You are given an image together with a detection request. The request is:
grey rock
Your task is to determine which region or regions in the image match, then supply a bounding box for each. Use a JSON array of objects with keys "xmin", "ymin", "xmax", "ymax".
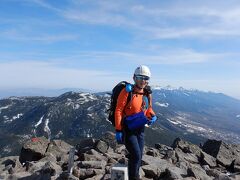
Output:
[
  {"xmin": 142, "ymin": 154, "xmax": 176, "ymax": 177},
  {"xmin": 155, "ymin": 143, "xmax": 173, "ymax": 156},
  {"xmin": 78, "ymin": 160, "xmax": 107, "ymax": 169},
  {"xmin": 45, "ymin": 140, "xmax": 73, "ymax": 162},
  {"xmin": 19, "ymin": 136, "xmax": 49, "ymax": 163},
  {"xmin": 85, "ymin": 174, "xmax": 104, "ymax": 180},
  {"xmin": 107, "ymin": 157, "xmax": 118, "ymax": 165},
  {"xmin": 0, "ymin": 156, "xmax": 22, "ymax": 173},
  {"xmin": 163, "ymin": 149, "xmax": 178, "ymax": 164},
  {"xmin": 72, "ymin": 167, "xmax": 104, "ymax": 179},
  {"xmin": 206, "ymin": 168, "xmax": 222, "ymax": 178},
  {"xmin": 102, "ymin": 173, "xmax": 111, "ymax": 180},
  {"xmin": 234, "ymin": 165, "xmax": 240, "ymax": 172},
  {"xmin": 95, "ymin": 140, "xmax": 109, "ymax": 154},
  {"xmin": 40, "ymin": 161, "xmax": 62, "ymax": 177},
  {"xmin": 175, "ymin": 147, "xmax": 199, "ymax": 164},
  {"xmin": 25, "ymin": 161, "xmax": 46, "ymax": 173},
  {"xmin": 139, "ymin": 167, "xmax": 145, "ymax": 179},
  {"xmin": 76, "ymin": 138, "xmax": 96, "ymax": 154},
  {"xmin": 172, "ymin": 138, "xmax": 202, "ymax": 158},
  {"xmin": 200, "ymin": 151, "xmax": 217, "ymax": 168},
  {"xmin": 214, "ymin": 173, "xmax": 232, "ymax": 180},
  {"xmin": 141, "ymin": 164, "xmax": 161, "ymax": 178},
  {"xmin": 57, "ymin": 171, "xmax": 79, "ymax": 180},
  {"xmin": 187, "ymin": 164, "xmax": 212, "ymax": 180},
  {"xmin": 80, "ymin": 153, "xmax": 108, "ymax": 162},
  {"xmin": 104, "ymin": 151, "xmax": 124, "ymax": 161},
  {"xmin": 115, "ymin": 144, "xmax": 127, "ymax": 154},
  {"xmin": 145, "ymin": 147, "xmax": 160, "ymax": 157},
  {"xmin": 101, "ymin": 131, "xmax": 117, "ymax": 149},
  {"xmin": 163, "ymin": 166, "xmax": 188, "ymax": 179},
  {"xmin": 176, "ymin": 160, "xmax": 190, "ymax": 172},
  {"xmin": 202, "ymin": 139, "xmax": 240, "ymax": 168},
  {"xmin": 4, "ymin": 171, "xmax": 32, "ymax": 179}
]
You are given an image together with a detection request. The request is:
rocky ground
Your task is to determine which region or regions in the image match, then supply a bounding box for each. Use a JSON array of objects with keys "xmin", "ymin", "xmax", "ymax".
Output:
[{"xmin": 0, "ymin": 132, "xmax": 240, "ymax": 180}]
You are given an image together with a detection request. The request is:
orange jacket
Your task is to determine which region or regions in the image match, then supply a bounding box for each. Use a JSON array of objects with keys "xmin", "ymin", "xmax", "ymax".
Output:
[{"xmin": 115, "ymin": 86, "xmax": 155, "ymax": 131}]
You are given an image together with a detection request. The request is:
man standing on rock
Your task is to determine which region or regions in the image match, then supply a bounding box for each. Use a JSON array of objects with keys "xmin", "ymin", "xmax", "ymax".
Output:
[{"xmin": 115, "ymin": 65, "xmax": 157, "ymax": 180}]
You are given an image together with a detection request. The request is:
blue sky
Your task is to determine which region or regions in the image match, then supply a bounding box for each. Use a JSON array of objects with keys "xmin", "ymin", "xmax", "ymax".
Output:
[{"xmin": 0, "ymin": 0, "xmax": 240, "ymax": 99}]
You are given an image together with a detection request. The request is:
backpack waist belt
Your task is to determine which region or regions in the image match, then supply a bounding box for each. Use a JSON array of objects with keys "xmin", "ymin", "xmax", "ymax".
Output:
[{"xmin": 124, "ymin": 111, "xmax": 148, "ymax": 130}]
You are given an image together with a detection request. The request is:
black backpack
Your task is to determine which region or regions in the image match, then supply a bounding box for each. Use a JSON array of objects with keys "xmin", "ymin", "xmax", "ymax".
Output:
[
  {"xmin": 107, "ymin": 81, "xmax": 132, "ymax": 127},
  {"xmin": 107, "ymin": 81, "xmax": 152, "ymax": 127}
]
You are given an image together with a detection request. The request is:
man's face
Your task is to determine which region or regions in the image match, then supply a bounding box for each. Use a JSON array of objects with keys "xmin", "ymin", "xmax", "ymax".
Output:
[{"xmin": 133, "ymin": 75, "xmax": 149, "ymax": 89}]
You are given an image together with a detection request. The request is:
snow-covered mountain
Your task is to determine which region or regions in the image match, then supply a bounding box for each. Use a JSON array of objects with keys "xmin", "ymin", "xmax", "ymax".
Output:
[{"xmin": 0, "ymin": 87, "xmax": 240, "ymax": 157}]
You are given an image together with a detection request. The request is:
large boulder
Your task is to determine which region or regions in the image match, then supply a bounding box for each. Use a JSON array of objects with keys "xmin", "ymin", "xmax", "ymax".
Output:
[
  {"xmin": 142, "ymin": 164, "xmax": 160, "ymax": 179},
  {"xmin": 72, "ymin": 167, "xmax": 104, "ymax": 179},
  {"xmin": 76, "ymin": 138, "xmax": 97, "ymax": 154},
  {"xmin": 155, "ymin": 143, "xmax": 173, "ymax": 156},
  {"xmin": 46, "ymin": 140, "xmax": 73, "ymax": 155},
  {"xmin": 79, "ymin": 153, "xmax": 108, "ymax": 162},
  {"xmin": 163, "ymin": 166, "xmax": 188, "ymax": 179},
  {"xmin": 95, "ymin": 140, "xmax": 109, "ymax": 154},
  {"xmin": 19, "ymin": 137, "xmax": 49, "ymax": 163},
  {"xmin": 202, "ymin": 139, "xmax": 240, "ymax": 168},
  {"xmin": 78, "ymin": 160, "xmax": 107, "ymax": 169},
  {"xmin": 172, "ymin": 137, "xmax": 202, "ymax": 158},
  {"xmin": 187, "ymin": 164, "xmax": 212, "ymax": 180},
  {"xmin": 0, "ymin": 156, "xmax": 22, "ymax": 171},
  {"xmin": 142, "ymin": 154, "xmax": 176, "ymax": 178},
  {"xmin": 175, "ymin": 147, "xmax": 199, "ymax": 164},
  {"xmin": 101, "ymin": 131, "xmax": 117, "ymax": 149},
  {"xmin": 199, "ymin": 151, "xmax": 217, "ymax": 168},
  {"xmin": 145, "ymin": 147, "xmax": 160, "ymax": 157}
]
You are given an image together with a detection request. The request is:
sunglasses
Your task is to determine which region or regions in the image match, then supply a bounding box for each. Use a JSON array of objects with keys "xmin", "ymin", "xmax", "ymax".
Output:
[{"xmin": 135, "ymin": 75, "xmax": 150, "ymax": 81}]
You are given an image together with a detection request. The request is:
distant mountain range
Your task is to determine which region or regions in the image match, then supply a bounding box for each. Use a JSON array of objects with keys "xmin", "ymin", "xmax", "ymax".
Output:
[
  {"xmin": 0, "ymin": 86, "xmax": 240, "ymax": 157},
  {"xmin": 0, "ymin": 88, "xmax": 95, "ymax": 99}
]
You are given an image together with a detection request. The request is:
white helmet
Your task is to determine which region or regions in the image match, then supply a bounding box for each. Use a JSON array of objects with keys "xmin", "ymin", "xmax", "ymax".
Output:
[{"xmin": 134, "ymin": 65, "xmax": 151, "ymax": 78}]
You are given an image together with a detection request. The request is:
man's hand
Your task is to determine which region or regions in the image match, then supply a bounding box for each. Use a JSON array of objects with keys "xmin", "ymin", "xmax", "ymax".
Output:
[
  {"xmin": 148, "ymin": 115, "xmax": 157, "ymax": 125},
  {"xmin": 115, "ymin": 131, "xmax": 123, "ymax": 144}
]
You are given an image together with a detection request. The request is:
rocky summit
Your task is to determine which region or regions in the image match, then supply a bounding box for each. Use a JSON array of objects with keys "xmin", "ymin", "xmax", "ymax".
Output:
[{"xmin": 0, "ymin": 132, "xmax": 240, "ymax": 180}]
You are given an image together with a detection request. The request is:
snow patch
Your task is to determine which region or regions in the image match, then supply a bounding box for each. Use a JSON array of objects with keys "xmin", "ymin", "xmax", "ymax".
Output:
[
  {"xmin": 12, "ymin": 113, "xmax": 23, "ymax": 120},
  {"xmin": 74, "ymin": 104, "xmax": 80, "ymax": 110},
  {"xmin": 187, "ymin": 129, "xmax": 195, "ymax": 133},
  {"xmin": 35, "ymin": 115, "xmax": 44, "ymax": 128},
  {"xmin": 168, "ymin": 119, "xmax": 179, "ymax": 125},
  {"xmin": 0, "ymin": 105, "xmax": 12, "ymax": 113},
  {"xmin": 103, "ymin": 93, "xmax": 111, "ymax": 97},
  {"xmin": 55, "ymin": 131, "xmax": 63, "ymax": 138},
  {"xmin": 155, "ymin": 102, "xmax": 169, "ymax": 107},
  {"xmin": 87, "ymin": 113, "xmax": 94, "ymax": 118},
  {"xmin": 44, "ymin": 118, "xmax": 51, "ymax": 140},
  {"xmin": 183, "ymin": 92, "xmax": 190, "ymax": 96}
]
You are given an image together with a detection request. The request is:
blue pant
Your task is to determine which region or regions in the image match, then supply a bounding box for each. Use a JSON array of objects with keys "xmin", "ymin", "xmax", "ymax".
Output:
[{"xmin": 123, "ymin": 126, "xmax": 145, "ymax": 180}]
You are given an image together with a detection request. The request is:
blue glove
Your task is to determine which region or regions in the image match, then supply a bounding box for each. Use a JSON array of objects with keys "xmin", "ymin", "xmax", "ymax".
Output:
[
  {"xmin": 115, "ymin": 131, "xmax": 123, "ymax": 144},
  {"xmin": 148, "ymin": 115, "xmax": 157, "ymax": 125}
]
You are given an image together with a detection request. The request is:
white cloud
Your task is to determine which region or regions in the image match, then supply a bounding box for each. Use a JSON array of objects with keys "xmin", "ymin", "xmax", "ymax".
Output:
[
  {"xmin": 0, "ymin": 61, "xmax": 123, "ymax": 91},
  {"xmin": 59, "ymin": 0, "xmax": 240, "ymax": 39},
  {"xmin": 55, "ymin": 49, "xmax": 231, "ymax": 65},
  {"xmin": 5, "ymin": 0, "xmax": 240, "ymax": 40}
]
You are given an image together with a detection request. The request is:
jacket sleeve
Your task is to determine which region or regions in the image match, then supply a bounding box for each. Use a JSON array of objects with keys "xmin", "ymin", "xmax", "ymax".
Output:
[
  {"xmin": 145, "ymin": 94, "xmax": 156, "ymax": 119},
  {"xmin": 115, "ymin": 88, "xmax": 128, "ymax": 131}
]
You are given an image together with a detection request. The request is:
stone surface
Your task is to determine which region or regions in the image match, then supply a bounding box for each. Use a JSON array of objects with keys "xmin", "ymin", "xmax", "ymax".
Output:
[
  {"xmin": 202, "ymin": 139, "xmax": 240, "ymax": 168},
  {"xmin": 1, "ymin": 136, "xmax": 239, "ymax": 180},
  {"xmin": 19, "ymin": 136, "xmax": 49, "ymax": 163},
  {"xmin": 95, "ymin": 140, "xmax": 109, "ymax": 154}
]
